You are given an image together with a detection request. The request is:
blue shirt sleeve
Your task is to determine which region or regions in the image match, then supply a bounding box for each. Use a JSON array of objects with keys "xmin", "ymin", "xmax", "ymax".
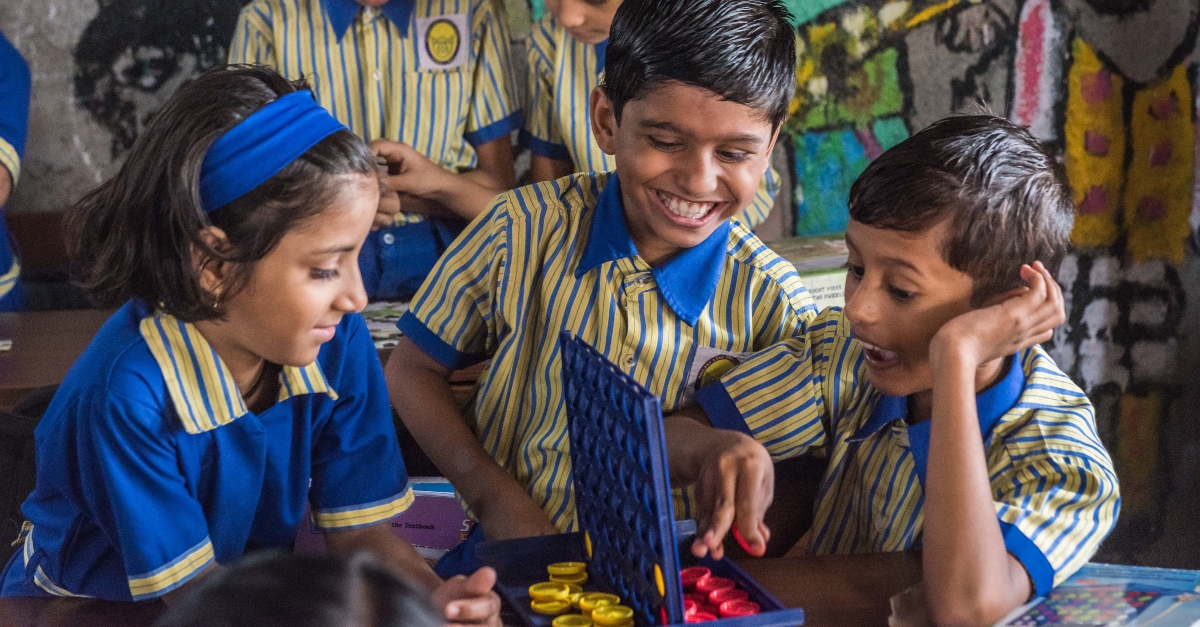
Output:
[
  {"xmin": 0, "ymin": 30, "xmax": 31, "ymax": 186},
  {"xmin": 308, "ymin": 314, "xmax": 413, "ymax": 530},
  {"xmin": 74, "ymin": 389, "xmax": 216, "ymax": 600}
]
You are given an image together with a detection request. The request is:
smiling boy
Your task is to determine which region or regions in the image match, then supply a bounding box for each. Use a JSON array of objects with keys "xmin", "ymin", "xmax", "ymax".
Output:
[
  {"xmin": 386, "ymin": 0, "xmax": 815, "ymax": 575},
  {"xmin": 522, "ymin": 0, "xmax": 780, "ymax": 230},
  {"xmin": 667, "ymin": 116, "xmax": 1120, "ymax": 626}
]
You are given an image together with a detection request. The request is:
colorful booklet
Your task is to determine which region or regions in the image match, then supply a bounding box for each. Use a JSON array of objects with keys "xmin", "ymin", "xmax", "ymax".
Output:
[
  {"xmin": 996, "ymin": 563, "xmax": 1200, "ymax": 626},
  {"xmin": 361, "ymin": 300, "xmax": 408, "ymax": 349}
]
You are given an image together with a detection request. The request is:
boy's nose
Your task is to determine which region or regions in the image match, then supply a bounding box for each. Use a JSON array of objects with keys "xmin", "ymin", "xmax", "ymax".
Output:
[
  {"xmin": 556, "ymin": 1, "xmax": 587, "ymax": 28},
  {"xmin": 677, "ymin": 152, "xmax": 719, "ymax": 198},
  {"xmin": 842, "ymin": 285, "xmax": 876, "ymax": 327}
]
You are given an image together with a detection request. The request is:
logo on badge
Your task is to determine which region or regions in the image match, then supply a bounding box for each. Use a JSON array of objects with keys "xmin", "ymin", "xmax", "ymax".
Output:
[
  {"xmin": 425, "ymin": 18, "xmax": 460, "ymax": 65},
  {"xmin": 695, "ymin": 355, "xmax": 741, "ymax": 391}
]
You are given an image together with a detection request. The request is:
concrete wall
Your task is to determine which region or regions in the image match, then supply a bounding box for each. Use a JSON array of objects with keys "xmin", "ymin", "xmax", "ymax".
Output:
[{"xmin": 3, "ymin": 0, "xmax": 1200, "ymax": 564}]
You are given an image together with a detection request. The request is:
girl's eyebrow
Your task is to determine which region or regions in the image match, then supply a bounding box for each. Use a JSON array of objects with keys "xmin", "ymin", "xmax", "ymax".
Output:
[{"xmin": 312, "ymin": 244, "xmax": 356, "ymax": 255}]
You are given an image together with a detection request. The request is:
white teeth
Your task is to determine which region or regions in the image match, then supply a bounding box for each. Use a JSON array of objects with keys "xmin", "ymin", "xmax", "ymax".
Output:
[{"xmin": 658, "ymin": 191, "xmax": 715, "ymax": 220}]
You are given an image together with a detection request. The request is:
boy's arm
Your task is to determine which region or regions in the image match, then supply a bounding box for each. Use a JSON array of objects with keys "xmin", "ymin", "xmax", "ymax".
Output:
[
  {"xmin": 529, "ymin": 154, "xmax": 575, "ymax": 184},
  {"xmin": 922, "ymin": 262, "xmax": 1066, "ymax": 627},
  {"xmin": 386, "ymin": 339, "xmax": 557, "ymax": 540},
  {"xmin": 371, "ymin": 136, "xmax": 513, "ymax": 223}
]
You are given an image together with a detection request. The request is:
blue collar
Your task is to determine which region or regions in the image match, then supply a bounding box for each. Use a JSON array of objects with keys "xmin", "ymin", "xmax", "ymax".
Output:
[
  {"xmin": 575, "ymin": 172, "xmax": 731, "ymax": 326},
  {"xmin": 322, "ymin": 0, "xmax": 414, "ymax": 39},
  {"xmin": 851, "ymin": 351, "xmax": 1026, "ymax": 487}
]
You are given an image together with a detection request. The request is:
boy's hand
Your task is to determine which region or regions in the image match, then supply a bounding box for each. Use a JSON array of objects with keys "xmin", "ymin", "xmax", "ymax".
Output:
[
  {"xmin": 690, "ymin": 429, "xmax": 774, "ymax": 560},
  {"xmin": 930, "ymin": 261, "xmax": 1065, "ymax": 371},
  {"xmin": 371, "ymin": 138, "xmax": 450, "ymax": 201},
  {"xmin": 476, "ymin": 486, "xmax": 559, "ymax": 541},
  {"xmin": 432, "ymin": 566, "xmax": 502, "ymax": 627}
]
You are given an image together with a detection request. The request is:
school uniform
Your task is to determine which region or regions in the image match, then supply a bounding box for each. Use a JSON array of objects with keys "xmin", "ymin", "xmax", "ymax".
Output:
[
  {"xmin": 229, "ymin": 0, "xmax": 522, "ymax": 299},
  {"xmin": 0, "ymin": 31, "xmax": 30, "ymax": 311},
  {"xmin": 522, "ymin": 13, "xmax": 778, "ymax": 230},
  {"xmin": 400, "ymin": 171, "xmax": 816, "ymax": 546},
  {"xmin": 0, "ymin": 301, "xmax": 412, "ymax": 600},
  {"xmin": 697, "ymin": 308, "xmax": 1121, "ymax": 595}
]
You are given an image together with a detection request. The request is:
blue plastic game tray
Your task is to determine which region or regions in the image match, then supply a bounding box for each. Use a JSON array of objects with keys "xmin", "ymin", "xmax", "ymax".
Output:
[{"xmin": 474, "ymin": 333, "xmax": 805, "ymax": 627}]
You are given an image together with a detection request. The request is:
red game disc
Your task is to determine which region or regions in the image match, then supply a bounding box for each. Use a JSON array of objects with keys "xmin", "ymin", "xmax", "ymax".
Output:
[
  {"xmin": 694, "ymin": 576, "xmax": 734, "ymax": 595},
  {"xmin": 684, "ymin": 593, "xmax": 707, "ymax": 607},
  {"xmin": 719, "ymin": 600, "xmax": 761, "ymax": 618},
  {"xmin": 679, "ymin": 566, "xmax": 711, "ymax": 591},
  {"xmin": 708, "ymin": 587, "xmax": 749, "ymax": 605},
  {"xmin": 685, "ymin": 611, "xmax": 718, "ymax": 623}
]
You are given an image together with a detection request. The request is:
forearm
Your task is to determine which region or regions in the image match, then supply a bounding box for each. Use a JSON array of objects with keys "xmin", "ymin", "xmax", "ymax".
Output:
[
  {"xmin": 528, "ymin": 155, "xmax": 574, "ymax": 184},
  {"xmin": 427, "ymin": 169, "xmax": 506, "ymax": 221},
  {"xmin": 385, "ymin": 341, "xmax": 533, "ymax": 528},
  {"xmin": 923, "ymin": 354, "xmax": 1030, "ymax": 626},
  {"xmin": 325, "ymin": 522, "xmax": 442, "ymax": 591},
  {"xmin": 664, "ymin": 407, "xmax": 717, "ymax": 484}
]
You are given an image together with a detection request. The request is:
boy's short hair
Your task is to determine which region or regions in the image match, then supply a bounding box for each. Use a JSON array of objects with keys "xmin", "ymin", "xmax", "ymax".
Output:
[
  {"xmin": 848, "ymin": 115, "xmax": 1074, "ymax": 307},
  {"xmin": 602, "ymin": 0, "xmax": 796, "ymax": 127}
]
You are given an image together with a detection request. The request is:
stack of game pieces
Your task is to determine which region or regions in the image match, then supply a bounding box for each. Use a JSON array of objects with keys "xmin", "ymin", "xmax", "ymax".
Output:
[
  {"xmin": 528, "ymin": 562, "xmax": 637, "ymax": 626},
  {"xmin": 680, "ymin": 566, "xmax": 761, "ymax": 622}
]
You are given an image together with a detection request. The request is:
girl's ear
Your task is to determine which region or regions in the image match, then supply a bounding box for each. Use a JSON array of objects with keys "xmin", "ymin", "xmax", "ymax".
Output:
[{"xmin": 194, "ymin": 226, "xmax": 230, "ymax": 297}]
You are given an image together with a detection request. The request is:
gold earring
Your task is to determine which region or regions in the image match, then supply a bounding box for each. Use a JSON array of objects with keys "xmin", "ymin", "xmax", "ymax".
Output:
[{"xmin": 212, "ymin": 291, "xmax": 222, "ymax": 311}]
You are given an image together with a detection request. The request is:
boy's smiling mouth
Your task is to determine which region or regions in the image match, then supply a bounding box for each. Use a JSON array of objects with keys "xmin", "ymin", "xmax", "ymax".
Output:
[
  {"xmin": 654, "ymin": 189, "xmax": 722, "ymax": 222},
  {"xmin": 857, "ymin": 338, "xmax": 901, "ymax": 370}
]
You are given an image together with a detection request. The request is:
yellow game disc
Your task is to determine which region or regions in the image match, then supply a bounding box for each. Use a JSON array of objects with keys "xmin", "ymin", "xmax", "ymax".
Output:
[
  {"xmin": 569, "ymin": 592, "xmax": 586, "ymax": 609},
  {"xmin": 528, "ymin": 582, "xmax": 571, "ymax": 602},
  {"xmin": 547, "ymin": 561, "xmax": 587, "ymax": 576},
  {"xmin": 591, "ymin": 604, "xmax": 635, "ymax": 626},
  {"xmin": 578, "ymin": 592, "xmax": 621, "ymax": 613},
  {"xmin": 550, "ymin": 571, "xmax": 588, "ymax": 585},
  {"xmin": 530, "ymin": 599, "xmax": 572, "ymax": 616},
  {"xmin": 552, "ymin": 615, "xmax": 594, "ymax": 627}
]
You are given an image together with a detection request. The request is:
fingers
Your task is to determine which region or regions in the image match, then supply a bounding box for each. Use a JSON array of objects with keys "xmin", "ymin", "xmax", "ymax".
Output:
[
  {"xmin": 369, "ymin": 138, "xmax": 412, "ymax": 161},
  {"xmin": 732, "ymin": 454, "xmax": 773, "ymax": 557},
  {"xmin": 695, "ymin": 465, "xmax": 737, "ymax": 560},
  {"xmin": 442, "ymin": 569, "xmax": 501, "ymax": 626}
]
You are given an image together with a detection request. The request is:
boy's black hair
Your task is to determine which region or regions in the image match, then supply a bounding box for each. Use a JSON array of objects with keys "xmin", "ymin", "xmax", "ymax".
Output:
[
  {"xmin": 848, "ymin": 115, "xmax": 1075, "ymax": 307},
  {"xmin": 152, "ymin": 551, "xmax": 441, "ymax": 627},
  {"xmin": 602, "ymin": 0, "xmax": 796, "ymax": 127},
  {"xmin": 65, "ymin": 65, "xmax": 377, "ymax": 321}
]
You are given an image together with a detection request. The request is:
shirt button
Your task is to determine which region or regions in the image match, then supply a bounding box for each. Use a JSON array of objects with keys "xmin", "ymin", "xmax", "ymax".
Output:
[
  {"xmin": 373, "ymin": 71, "xmax": 382, "ymax": 82},
  {"xmin": 637, "ymin": 276, "xmax": 652, "ymax": 286},
  {"xmin": 624, "ymin": 355, "xmax": 635, "ymax": 368},
  {"xmin": 382, "ymin": 233, "xmax": 396, "ymax": 245}
]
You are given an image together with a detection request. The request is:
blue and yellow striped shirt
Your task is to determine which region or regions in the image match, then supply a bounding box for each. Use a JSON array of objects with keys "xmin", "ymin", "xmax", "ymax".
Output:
[
  {"xmin": 0, "ymin": 30, "xmax": 30, "ymax": 302},
  {"xmin": 697, "ymin": 308, "xmax": 1120, "ymax": 595},
  {"xmin": 399, "ymin": 171, "xmax": 817, "ymax": 530},
  {"xmin": 229, "ymin": 0, "xmax": 522, "ymax": 225},
  {"xmin": 521, "ymin": 13, "xmax": 776, "ymax": 230},
  {"xmin": 2, "ymin": 302, "xmax": 412, "ymax": 601}
]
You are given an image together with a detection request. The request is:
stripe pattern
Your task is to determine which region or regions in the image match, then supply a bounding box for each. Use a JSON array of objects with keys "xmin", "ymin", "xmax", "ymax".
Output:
[
  {"xmin": 127, "ymin": 537, "xmax": 215, "ymax": 600},
  {"xmin": 404, "ymin": 171, "xmax": 816, "ymax": 530},
  {"xmin": 709, "ymin": 307, "xmax": 1120, "ymax": 589},
  {"xmin": 312, "ymin": 488, "xmax": 416, "ymax": 530},
  {"xmin": 0, "ymin": 137, "xmax": 19, "ymax": 187},
  {"xmin": 522, "ymin": 13, "xmax": 777, "ymax": 229},
  {"xmin": 229, "ymin": 0, "xmax": 522, "ymax": 226},
  {"xmin": 139, "ymin": 312, "xmax": 338, "ymax": 434},
  {"xmin": 20, "ymin": 525, "xmax": 92, "ymax": 598}
]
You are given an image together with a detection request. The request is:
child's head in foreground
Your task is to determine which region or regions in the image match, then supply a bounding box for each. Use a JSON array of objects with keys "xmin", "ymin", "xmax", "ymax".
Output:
[
  {"xmin": 66, "ymin": 65, "xmax": 379, "ymax": 366},
  {"xmin": 844, "ymin": 114, "xmax": 1074, "ymax": 396},
  {"xmin": 152, "ymin": 552, "xmax": 442, "ymax": 627},
  {"xmin": 589, "ymin": 0, "xmax": 794, "ymax": 262}
]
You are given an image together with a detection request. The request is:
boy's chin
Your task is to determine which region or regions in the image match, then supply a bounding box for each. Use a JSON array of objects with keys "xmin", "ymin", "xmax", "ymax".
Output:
[{"xmin": 863, "ymin": 368, "xmax": 927, "ymax": 399}]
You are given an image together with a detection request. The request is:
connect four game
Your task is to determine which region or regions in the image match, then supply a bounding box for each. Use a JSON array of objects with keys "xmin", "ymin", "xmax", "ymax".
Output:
[{"xmin": 1006, "ymin": 587, "xmax": 1163, "ymax": 626}]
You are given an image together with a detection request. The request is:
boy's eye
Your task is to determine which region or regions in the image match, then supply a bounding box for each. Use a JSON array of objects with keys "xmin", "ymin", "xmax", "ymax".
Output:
[
  {"xmin": 647, "ymin": 136, "xmax": 682, "ymax": 151},
  {"xmin": 888, "ymin": 285, "xmax": 914, "ymax": 301},
  {"xmin": 311, "ymin": 268, "xmax": 339, "ymax": 280},
  {"xmin": 718, "ymin": 150, "xmax": 751, "ymax": 163},
  {"xmin": 847, "ymin": 263, "xmax": 864, "ymax": 279}
]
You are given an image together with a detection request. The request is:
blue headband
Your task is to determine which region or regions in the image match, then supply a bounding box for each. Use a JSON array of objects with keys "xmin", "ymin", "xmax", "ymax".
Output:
[{"xmin": 199, "ymin": 90, "xmax": 347, "ymax": 212}]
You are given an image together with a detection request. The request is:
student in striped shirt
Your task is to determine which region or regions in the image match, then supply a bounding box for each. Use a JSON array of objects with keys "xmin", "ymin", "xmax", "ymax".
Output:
[
  {"xmin": 668, "ymin": 116, "xmax": 1120, "ymax": 626},
  {"xmin": 229, "ymin": 0, "xmax": 522, "ymax": 300},
  {"xmin": 523, "ymin": 0, "xmax": 779, "ymax": 230},
  {"xmin": 1, "ymin": 67, "xmax": 500, "ymax": 625},
  {"xmin": 388, "ymin": 0, "xmax": 816, "ymax": 576}
]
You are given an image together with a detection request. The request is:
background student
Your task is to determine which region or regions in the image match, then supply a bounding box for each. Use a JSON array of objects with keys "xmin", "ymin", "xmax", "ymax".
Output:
[
  {"xmin": 0, "ymin": 29, "xmax": 31, "ymax": 310},
  {"xmin": 0, "ymin": 66, "xmax": 498, "ymax": 627},
  {"xmin": 523, "ymin": 0, "xmax": 779, "ymax": 229},
  {"xmin": 229, "ymin": 0, "xmax": 523, "ymax": 300}
]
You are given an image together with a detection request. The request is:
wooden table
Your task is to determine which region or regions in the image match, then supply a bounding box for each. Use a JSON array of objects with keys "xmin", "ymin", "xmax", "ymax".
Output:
[
  {"xmin": 0, "ymin": 309, "xmax": 482, "ymax": 412},
  {"xmin": 0, "ymin": 552, "xmax": 922, "ymax": 627}
]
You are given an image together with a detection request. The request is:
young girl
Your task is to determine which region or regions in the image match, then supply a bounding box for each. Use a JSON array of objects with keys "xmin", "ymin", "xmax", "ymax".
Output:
[{"xmin": 0, "ymin": 66, "xmax": 499, "ymax": 626}]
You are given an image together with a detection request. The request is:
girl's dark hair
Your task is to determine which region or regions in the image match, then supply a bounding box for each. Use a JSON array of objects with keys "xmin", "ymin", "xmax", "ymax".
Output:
[
  {"xmin": 152, "ymin": 551, "xmax": 443, "ymax": 627},
  {"xmin": 848, "ymin": 115, "xmax": 1075, "ymax": 307},
  {"xmin": 65, "ymin": 65, "xmax": 377, "ymax": 321},
  {"xmin": 602, "ymin": 0, "xmax": 796, "ymax": 127}
]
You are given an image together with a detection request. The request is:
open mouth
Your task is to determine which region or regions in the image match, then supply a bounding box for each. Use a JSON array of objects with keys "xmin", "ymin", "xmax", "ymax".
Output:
[
  {"xmin": 654, "ymin": 190, "xmax": 720, "ymax": 222},
  {"xmin": 858, "ymin": 339, "xmax": 901, "ymax": 370}
]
